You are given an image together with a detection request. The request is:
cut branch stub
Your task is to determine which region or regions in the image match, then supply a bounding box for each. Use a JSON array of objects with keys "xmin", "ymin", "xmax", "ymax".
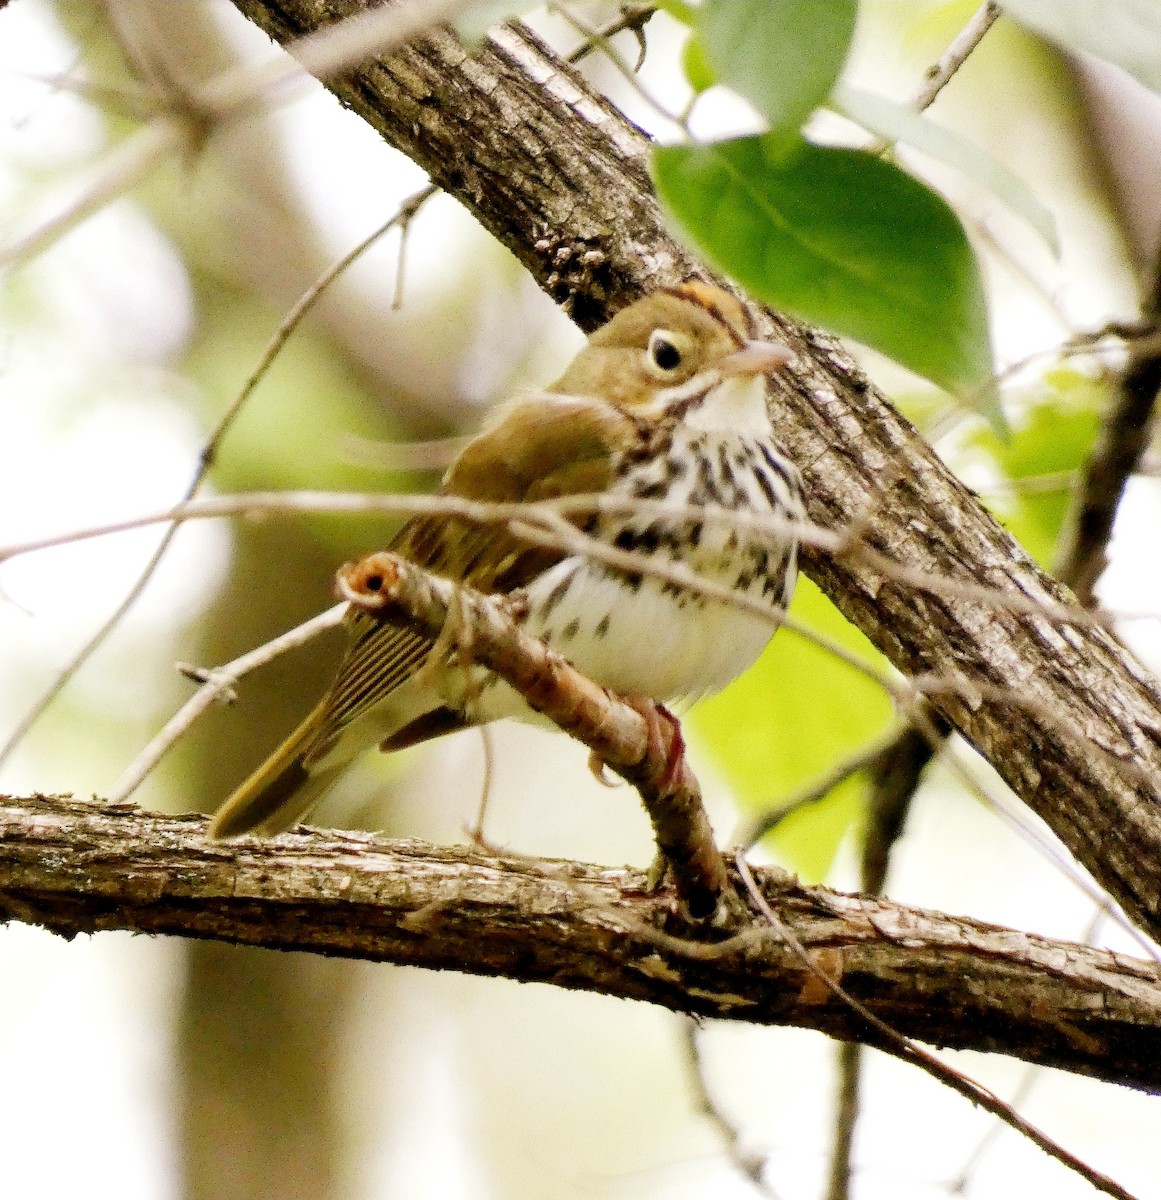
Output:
[{"xmin": 336, "ymin": 551, "xmax": 730, "ymax": 914}]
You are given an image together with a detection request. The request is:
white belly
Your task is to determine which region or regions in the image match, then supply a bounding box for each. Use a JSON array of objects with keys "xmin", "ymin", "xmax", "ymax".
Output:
[
  {"xmin": 538, "ymin": 558, "xmax": 780, "ymax": 697},
  {"xmin": 468, "ymin": 427, "xmax": 802, "ymax": 721}
]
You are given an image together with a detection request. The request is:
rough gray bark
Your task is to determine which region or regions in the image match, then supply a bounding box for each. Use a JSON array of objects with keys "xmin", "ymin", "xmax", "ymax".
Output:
[
  {"xmin": 3, "ymin": 793, "xmax": 1161, "ymax": 1091},
  {"xmin": 222, "ymin": 2, "xmax": 1161, "ymax": 946}
]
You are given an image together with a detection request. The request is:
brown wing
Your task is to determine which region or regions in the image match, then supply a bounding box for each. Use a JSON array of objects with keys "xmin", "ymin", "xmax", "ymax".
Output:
[
  {"xmin": 305, "ymin": 393, "xmax": 638, "ymax": 758},
  {"xmin": 396, "ymin": 392, "xmax": 634, "ymax": 590}
]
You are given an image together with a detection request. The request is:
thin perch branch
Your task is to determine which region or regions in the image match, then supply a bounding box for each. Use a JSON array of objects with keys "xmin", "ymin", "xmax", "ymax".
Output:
[
  {"xmin": 108, "ymin": 604, "xmax": 347, "ymax": 803},
  {"xmin": 336, "ymin": 550, "xmax": 728, "ymax": 913}
]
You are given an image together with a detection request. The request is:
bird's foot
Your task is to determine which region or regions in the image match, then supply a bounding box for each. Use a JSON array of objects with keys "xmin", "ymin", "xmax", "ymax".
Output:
[
  {"xmin": 644, "ymin": 849, "xmax": 671, "ymax": 892},
  {"xmin": 587, "ymin": 697, "xmax": 687, "ymax": 793},
  {"xmin": 587, "ymin": 751, "xmax": 621, "ymax": 787},
  {"xmin": 622, "ymin": 694, "xmax": 687, "ymax": 793}
]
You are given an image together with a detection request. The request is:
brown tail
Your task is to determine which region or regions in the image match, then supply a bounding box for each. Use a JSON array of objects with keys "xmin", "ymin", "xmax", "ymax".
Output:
[{"xmin": 209, "ymin": 701, "xmax": 344, "ymax": 838}]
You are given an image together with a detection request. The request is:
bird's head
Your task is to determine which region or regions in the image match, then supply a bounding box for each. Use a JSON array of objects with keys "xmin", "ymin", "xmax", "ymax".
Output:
[{"xmin": 552, "ymin": 282, "xmax": 793, "ymax": 431}]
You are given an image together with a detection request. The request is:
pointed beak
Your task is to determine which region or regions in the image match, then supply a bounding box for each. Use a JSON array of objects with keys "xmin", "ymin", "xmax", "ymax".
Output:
[{"xmin": 719, "ymin": 339, "xmax": 794, "ymax": 378}]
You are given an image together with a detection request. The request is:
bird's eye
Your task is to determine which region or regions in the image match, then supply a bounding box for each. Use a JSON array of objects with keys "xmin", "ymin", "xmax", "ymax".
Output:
[{"xmin": 648, "ymin": 330, "xmax": 683, "ymax": 372}]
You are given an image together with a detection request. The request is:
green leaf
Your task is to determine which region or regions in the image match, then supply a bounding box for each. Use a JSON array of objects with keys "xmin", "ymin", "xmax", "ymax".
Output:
[
  {"xmin": 968, "ymin": 369, "xmax": 1104, "ymax": 566},
  {"xmin": 833, "ymin": 84, "xmax": 1059, "ymax": 257},
  {"xmin": 1001, "ymin": 0, "xmax": 1161, "ymax": 94},
  {"xmin": 652, "ymin": 134, "xmax": 1002, "ymax": 431},
  {"xmin": 656, "ymin": 0, "xmax": 697, "ymax": 24},
  {"xmin": 691, "ymin": 578, "xmax": 893, "ymax": 881},
  {"xmin": 696, "ymin": 0, "xmax": 857, "ymax": 136},
  {"xmin": 682, "ymin": 34, "xmax": 718, "ymax": 96}
]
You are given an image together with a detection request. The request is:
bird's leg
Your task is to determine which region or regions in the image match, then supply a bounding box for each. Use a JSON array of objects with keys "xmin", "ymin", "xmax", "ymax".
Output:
[{"xmin": 655, "ymin": 703, "xmax": 687, "ymax": 790}]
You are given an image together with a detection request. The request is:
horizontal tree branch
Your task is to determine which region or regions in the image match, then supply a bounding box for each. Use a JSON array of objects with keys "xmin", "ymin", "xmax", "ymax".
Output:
[
  {"xmin": 2, "ymin": 793, "xmax": 1160, "ymax": 1091},
  {"xmin": 225, "ymin": 1, "xmax": 1161, "ymax": 945}
]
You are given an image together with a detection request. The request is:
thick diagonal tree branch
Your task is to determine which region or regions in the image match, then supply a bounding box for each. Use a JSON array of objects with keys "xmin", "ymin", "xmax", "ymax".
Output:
[
  {"xmin": 3, "ymin": 792, "xmax": 1161, "ymax": 1091},
  {"xmin": 220, "ymin": 3, "xmax": 1161, "ymax": 940}
]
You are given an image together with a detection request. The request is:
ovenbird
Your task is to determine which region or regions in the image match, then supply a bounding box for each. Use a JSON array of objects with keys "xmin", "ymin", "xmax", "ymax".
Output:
[{"xmin": 210, "ymin": 282, "xmax": 803, "ymax": 838}]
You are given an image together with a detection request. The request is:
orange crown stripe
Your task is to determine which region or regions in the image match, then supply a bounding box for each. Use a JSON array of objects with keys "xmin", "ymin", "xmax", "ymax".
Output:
[{"xmin": 666, "ymin": 281, "xmax": 751, "ymax": 344}]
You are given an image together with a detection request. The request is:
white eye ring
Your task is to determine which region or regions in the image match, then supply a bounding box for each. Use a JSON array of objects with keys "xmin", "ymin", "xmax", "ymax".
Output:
[{"xmin": 647, "ymin": 329, "xmax": 683, "ymax": 372}]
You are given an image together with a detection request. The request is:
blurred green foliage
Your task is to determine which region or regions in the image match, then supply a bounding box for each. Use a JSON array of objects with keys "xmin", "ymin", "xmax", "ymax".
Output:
[
  {"xmin": 692, "ymin": 577, "xmax": 893, "ymax": 880},
  {"xmin": 970, "ymin": 368, "xmax": 1105, "ymax": 567}
]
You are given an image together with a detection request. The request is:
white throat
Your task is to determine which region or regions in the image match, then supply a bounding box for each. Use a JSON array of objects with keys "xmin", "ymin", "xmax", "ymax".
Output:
[{"xmin": 682, "ymin": 373, "xmax": 771, "ymax": 435}]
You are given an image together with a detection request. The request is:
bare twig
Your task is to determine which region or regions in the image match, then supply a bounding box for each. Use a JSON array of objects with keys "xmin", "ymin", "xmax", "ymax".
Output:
[
  {"xmin": 0, "ymin": 193, "xmax": 431, "ymax": 770},
  {"xmin": 825, "ymin": 1042, "xmax": 862, "ymax": 1200},
  {"xmin": 465, "ymin": 725, "xmax": 497, "ymax": 846},
  {"xmin": 861, "ymin": 720, "xmax": 949, "ymax": 895},
  {"xmin": 860, "ymin": 2, "xmax": 1001, "ymax": 159},
  {"xmin": 548, "ymin": 3, "xmax": 687, "ymax": 136},
  {"xmin": 108, "ymin": 604, "xmax": 346, "ymax": 803},
  {"xmin": 946, "ymin": 1068, "xmax": 1041, "ymax": 1194},
  {"xmin": 0, "ymin": 117, "xmax": 195, "ymax": 268},
  {"xmin": 1, "ymin": 487, "xmax": 1137, "ymax": 637},
  {"xmin": 739, "ymin": 725, "xmax": 907, "ymax": 848},
  {"xmin": 205, "ymin": 186, "xmax": 437, "ymax": 470},
  {"xmin": 564, "ymin": 3, "xmax": 655, "ymax": 68},
  {"xmin": 680, "ymin": 1018, "xmax": 776, "ymax": 1196},
  {"xmin": 909, "ymin": 2, "xmax": 1001, "ymax": 113},
  {"xmin": 8, "ymin": 484, "xmax": 1135, "ymax": 643},
  {"xmin": 978, "ymin": 318, "xmax": 1155, "ymax": 404},
  {"xmin": 0, "ymin": 489, "xmax": 813, "ymax": 565},
  {"xmin": 733, "ymin": 854, "xmax": 1140, "ymax": 1200},
  {"xmin": 1058, "ymin": 238, "xmax": 1161, "ymax": 605}
]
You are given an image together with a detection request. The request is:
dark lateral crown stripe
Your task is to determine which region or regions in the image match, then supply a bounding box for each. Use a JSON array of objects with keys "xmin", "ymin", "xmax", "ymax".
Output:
[{"xmin": 666, "ymin": 280, "xmax": 751, "ymax": 344}]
